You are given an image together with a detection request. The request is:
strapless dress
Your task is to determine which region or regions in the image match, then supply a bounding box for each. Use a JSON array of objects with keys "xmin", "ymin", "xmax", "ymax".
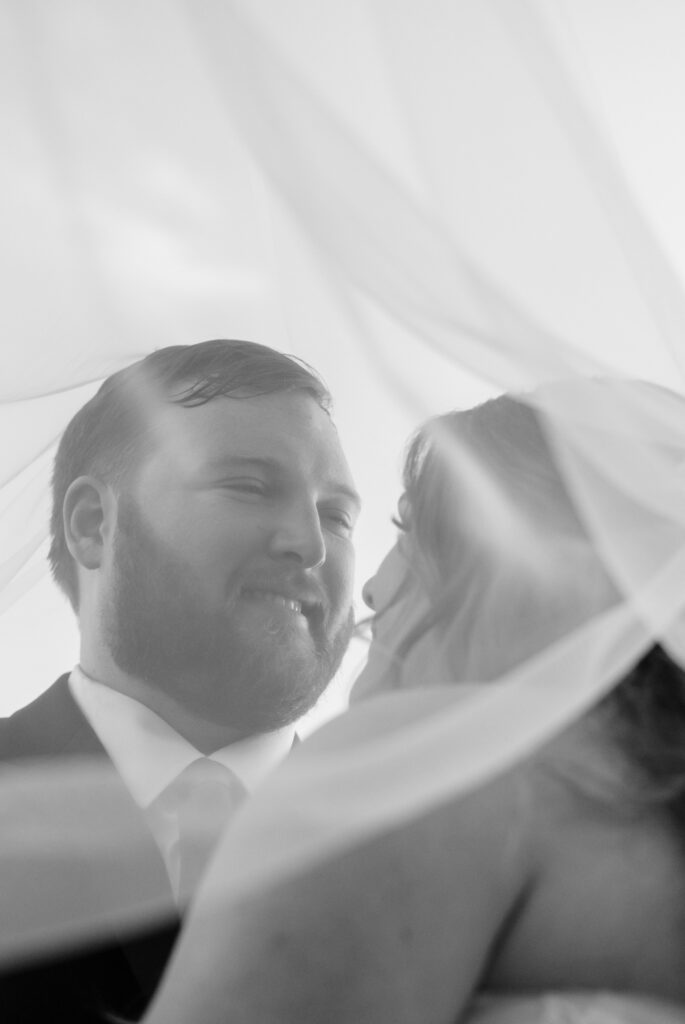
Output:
[{"xmin": 469, "ymin": 993, "xmax": 685, "ymax": 1024}]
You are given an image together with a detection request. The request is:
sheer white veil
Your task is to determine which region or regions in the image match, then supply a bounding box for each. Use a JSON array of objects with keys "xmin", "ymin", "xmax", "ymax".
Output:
[{"xmin": 2, "ymin": 0, "xmax": 685, "ymax": 967}]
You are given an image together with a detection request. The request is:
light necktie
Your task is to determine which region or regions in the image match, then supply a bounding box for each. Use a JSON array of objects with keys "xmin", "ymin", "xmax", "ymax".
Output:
[{"xmin": 162, "ymin": 757, "xmax": 247, "ymax": 903}]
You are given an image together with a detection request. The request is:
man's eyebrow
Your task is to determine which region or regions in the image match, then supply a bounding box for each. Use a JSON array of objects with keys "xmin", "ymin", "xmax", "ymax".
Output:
[
  {"xmin": 331, "ymin": 485, "xmax": 362, "ymax": 512},
  {"xmin": 207, "ymin": 456, "xmax": 362, "ymax": 509},
  {"xmin": 207, "ymin": 456, "xmax": 281, "ymax": 473}
]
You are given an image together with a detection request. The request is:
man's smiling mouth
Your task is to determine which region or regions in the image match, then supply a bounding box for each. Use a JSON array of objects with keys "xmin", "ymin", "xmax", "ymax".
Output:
[
  {"xmin": 242, "ymin": 589, "xmax": 304, "ymax": 615},
  {"xmin": 240, "ymin": 586, "xmax": 326, "ymax": 626}
]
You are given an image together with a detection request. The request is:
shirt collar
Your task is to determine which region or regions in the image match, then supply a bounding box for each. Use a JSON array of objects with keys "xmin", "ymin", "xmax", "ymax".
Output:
[{"xmin": 69, "ymin": 666, "xmax": 295, "ymax": 808}]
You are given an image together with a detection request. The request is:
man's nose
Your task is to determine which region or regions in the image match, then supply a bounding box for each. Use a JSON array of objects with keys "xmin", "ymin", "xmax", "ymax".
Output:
[{"xmin": 269, "ymin": 504, "xmax": 326, "ymax": 569}]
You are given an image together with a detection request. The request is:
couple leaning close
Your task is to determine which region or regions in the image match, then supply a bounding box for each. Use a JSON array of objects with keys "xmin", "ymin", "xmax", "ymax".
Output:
[{"xmin": 1, "ymin": 339, "xmax": 684, "ymax": 1024}]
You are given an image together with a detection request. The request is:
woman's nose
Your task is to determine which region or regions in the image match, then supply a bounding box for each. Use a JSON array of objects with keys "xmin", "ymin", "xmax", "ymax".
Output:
[{"xmin": 361, "ymin": 577, "xmax": 375, "ymax": 610}]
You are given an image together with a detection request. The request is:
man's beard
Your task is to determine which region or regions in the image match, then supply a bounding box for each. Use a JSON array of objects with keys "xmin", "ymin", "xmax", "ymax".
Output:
[{"xmin": 104, "ymin": 496, "xmax": 353, "ymax": 734}]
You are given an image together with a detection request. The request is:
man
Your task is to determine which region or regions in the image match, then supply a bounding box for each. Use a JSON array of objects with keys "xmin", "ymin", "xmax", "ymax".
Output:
[{"xmin": 0, "ymin": 339, "xmax": 360, "ymax": 1022}]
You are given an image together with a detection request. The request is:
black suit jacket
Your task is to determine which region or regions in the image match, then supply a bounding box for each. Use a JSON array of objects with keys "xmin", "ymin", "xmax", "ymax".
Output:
[{"xmin": 0, "ymin": 675, "xmax": 180, "ymax": 1023}]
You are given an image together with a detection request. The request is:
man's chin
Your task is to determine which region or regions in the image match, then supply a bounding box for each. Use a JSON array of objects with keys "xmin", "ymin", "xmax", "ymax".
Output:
[
  {"xmin": 204, "ymin": 673, "xmax": 329, "ymax": 733},
  {"xmin": 189, "ymin": 634, "xmax": 336, "ymax": 730}
]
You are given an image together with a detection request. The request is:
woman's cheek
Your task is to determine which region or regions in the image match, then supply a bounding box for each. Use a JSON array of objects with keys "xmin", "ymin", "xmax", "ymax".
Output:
[{"xmin": 352, "ymin": 588, "xmax": 434, "ymax": 700}]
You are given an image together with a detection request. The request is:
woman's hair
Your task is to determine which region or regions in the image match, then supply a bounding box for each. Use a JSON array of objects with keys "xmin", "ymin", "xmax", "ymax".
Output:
[
  {"xmin": 605, "ymin": 646, "xmax": 685, "ymax": 846},
  {"xmin": 391, "ymin": 391, "xmax": 604, "ymax": 674},
  {"xmin": 397, "ymin": 386, "xmax": 685, "ymax": 845}
]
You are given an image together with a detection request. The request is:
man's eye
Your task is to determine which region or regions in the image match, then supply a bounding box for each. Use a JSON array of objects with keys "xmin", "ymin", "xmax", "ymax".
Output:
[
  {"xmin": 321, "ymin": 508, "xmax": 354, "ymax": 533},
  {"xmin": 223, "ymin": 479, "xmax": 267, "ymax": 495}
]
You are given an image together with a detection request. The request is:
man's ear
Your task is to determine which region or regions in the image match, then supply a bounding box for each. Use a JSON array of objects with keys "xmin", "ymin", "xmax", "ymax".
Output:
[{"xmin": 63, "ymin": 476, "xmax": 116, "ymax": 571}]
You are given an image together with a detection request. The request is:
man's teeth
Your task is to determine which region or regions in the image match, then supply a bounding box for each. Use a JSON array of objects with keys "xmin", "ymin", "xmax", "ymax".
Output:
[{"xmin": 245, "ymin": 590, "xmax": 303, "ymax": 614}]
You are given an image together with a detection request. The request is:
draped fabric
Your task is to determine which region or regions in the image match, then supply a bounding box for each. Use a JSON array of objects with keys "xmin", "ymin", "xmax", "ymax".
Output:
[{"xmin": 2, "ymin": 0, "xmax": 685, "ymax": 967}]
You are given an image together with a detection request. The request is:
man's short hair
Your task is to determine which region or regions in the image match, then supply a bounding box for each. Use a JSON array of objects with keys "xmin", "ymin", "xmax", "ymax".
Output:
[{"xmin": 49, "ymin": 339, "xmax": 332, "ymax": 611}]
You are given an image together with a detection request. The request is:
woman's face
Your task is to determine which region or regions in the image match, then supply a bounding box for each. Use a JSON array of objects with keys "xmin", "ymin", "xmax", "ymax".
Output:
[{"xmin": 352, "ymin": 533, "xmax": 442, "ymax": 700}]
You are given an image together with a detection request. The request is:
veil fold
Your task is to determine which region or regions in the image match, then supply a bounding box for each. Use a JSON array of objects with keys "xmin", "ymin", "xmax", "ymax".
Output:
[{"xmin": 2, "ymin": 0, "xmax": 685, "ymax": 964}]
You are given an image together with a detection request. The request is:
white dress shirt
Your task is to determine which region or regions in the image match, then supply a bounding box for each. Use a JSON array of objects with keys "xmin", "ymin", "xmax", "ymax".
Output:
[{"xmin": 69, "ymin": 665, "xmax": 294, "ymax": 895}]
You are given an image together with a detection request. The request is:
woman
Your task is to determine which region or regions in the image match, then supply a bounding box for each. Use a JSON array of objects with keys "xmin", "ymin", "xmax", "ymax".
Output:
[{"xmin": 147, "ymin": 384, "xmax": 685, "ymax": 1024}]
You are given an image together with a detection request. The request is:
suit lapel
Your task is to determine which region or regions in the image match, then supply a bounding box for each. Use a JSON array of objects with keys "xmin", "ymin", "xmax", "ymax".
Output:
[
  {"xmin": 1, "ymin": 674, "xmax": 179, "ymax": 1003},
  {"xmin": 0, "ymin": 673, "xmax": 103, "ymax": 760}
]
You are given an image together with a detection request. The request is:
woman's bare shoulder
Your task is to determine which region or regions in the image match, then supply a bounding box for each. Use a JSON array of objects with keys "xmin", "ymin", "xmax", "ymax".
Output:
[{"xmin": 486, "ymin": 719, "xmax": 685, "ymax": 1002}]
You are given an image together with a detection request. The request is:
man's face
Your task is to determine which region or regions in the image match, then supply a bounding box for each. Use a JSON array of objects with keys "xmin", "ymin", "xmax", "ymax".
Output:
[{"xmin": 103, "ymin": 391, "xmax": 359, "ymax": 734}]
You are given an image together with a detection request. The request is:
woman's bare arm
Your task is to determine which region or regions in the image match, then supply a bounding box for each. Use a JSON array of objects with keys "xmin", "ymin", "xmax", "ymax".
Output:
[{"xmin": 146, "ymin": 744, "xmax": 534, "ymax": 1024}]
